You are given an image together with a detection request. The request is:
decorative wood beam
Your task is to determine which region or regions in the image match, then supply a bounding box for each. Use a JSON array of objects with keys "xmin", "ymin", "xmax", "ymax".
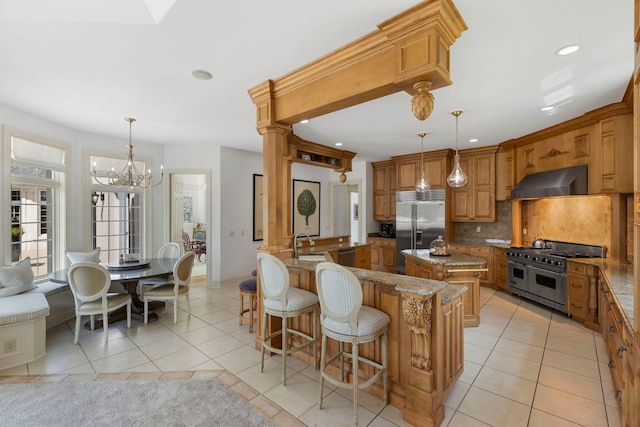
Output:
[{"xmin": 248, "ymin": 0, "xmax": 467, "ymax": 126}]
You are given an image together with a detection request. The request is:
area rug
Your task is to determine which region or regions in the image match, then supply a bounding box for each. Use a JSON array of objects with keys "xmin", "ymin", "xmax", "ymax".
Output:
[{"xmin": 0, "ymin": 378, "xmax": 275, "ymax": 427}]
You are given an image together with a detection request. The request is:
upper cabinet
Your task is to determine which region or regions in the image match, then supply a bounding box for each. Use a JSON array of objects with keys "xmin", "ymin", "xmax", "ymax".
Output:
[
  {"xmin": 495, "ymin": 104, "xmax": 633, "ymax": 199},
  {"xmin": 451, "ymin": 147, "xmax": 496, "ymax": 222},
  {"xmin": 394, "ymin": 149, "xmax": 451, "ymax": 191},
  {"xmin": 372, "ymin": 160, "xmax": 396, "ymax": 221}
]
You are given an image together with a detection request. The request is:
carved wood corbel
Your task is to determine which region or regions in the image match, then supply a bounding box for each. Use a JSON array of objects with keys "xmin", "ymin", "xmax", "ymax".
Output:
[{"xmin": 402, "ymin": 294, "xmax": 433, "ymax": 370}]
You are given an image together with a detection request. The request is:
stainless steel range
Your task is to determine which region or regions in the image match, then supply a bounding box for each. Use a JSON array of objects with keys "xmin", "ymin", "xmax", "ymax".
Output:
[{"xmin": 507, "ymin": 241, "xmax": 605, "ymax": 313}]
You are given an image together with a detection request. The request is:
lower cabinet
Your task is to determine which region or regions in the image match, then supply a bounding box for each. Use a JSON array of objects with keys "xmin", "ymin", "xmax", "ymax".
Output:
[
  {"xmin": 598, "ymin": 273, "xmax": 637, "ymax": 426},
  {"xmin": 404, "ymin": 256, "xmax": 481, "ymax": 327},
  {"xmin": 495, "ymin": 248, "xmax": 508, "ymax": 292},
  {"xmin": 449, "ymin": 244, "xmax": 493, "ymax": 286},
  {"xmin": 566, "ymin": 261, "xmax": 599, "ymax": 331},
  {"xmin": 368, "ymin": 237, "xmax": 396, "ymax": 273},
  {"xmin": 355, "ymin": 245, "xmax": 371, "ymax": 270}
]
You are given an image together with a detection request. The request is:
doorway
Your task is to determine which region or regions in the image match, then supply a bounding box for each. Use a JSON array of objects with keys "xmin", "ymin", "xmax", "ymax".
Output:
[
  {"xmin": 330, "ymin": 180, "xmax": 361, "ymax": 244},
  {"xmin": 169, "ymin": 172, "xmax": 209, "ymax": 279}
]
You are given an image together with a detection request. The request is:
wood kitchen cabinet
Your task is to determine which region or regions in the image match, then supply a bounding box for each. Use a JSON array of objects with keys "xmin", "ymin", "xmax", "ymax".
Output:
[
  {"xmin": 599, "ymin": 273, "xmax": 636, "ymax": 425},
  {"xmin": 403, "ymin": 251, "xmax": 485, "ymax": 327},
  {"xmin": 394, "ymin": 150, "xmax": 450, "ymax": 191},
  {"xmin": 592, "ymin": 114, "xmax": 634, "ymax": 194},
  {"xmin": 495, "ymin": 146, "xmax": 515, "ymax": 201},
  {"xmin": 449, "ymin": 244, "xmax": 493, "ymax": 286},
  {"xmin": 355, "ymin": 244, "xmax": 371, "ymax": 270},
  {"xmin": 368, "ymin": 237, "xmax": 396, "ymax": 273},
  {"xmin": 566, "ymin": 261, "xmax": 599, "ymax": 330},
  {"xmin": 372, "ymin": 160, "xmax": 396, "ymax": 221},
  {"xmin": 494, "ymin": 248, "xmax": 508, "ymax": 292},
  {"xmin": 451, "ymin": 147, "xmax": 496, "ymax": 222},
  {"xmin": 504, "ymin": 105, "xmax": 632, "ymax": 195}
]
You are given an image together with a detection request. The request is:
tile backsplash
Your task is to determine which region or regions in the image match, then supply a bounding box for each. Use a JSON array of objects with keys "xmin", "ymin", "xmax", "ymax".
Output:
[
  {"xmin": 454, "ymin": 201, "xmax": 512, "ymax": 244},
  {"xmin": 520, "ymin": 195, "xmax": 612, "ymax": 249}
]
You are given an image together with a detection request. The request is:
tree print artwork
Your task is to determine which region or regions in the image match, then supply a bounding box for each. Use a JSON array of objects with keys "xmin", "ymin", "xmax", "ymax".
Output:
[
  {"xmin": 292, "ymin": 180, "xmax": 320, "ymax": 236},
  {"xmin": 297, "ymin": 189, "xmax": 317, "ymax": 226}
]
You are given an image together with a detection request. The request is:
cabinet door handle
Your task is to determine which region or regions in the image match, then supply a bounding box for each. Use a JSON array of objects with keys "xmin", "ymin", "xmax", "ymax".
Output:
[
  {"xmin": 615, "ymin": 390, "xmax": 622, "ymax": 401},
  {"xmin": 617, "ymin": 346, "xmax": 627, "ymax": 358},
  {"xmin": 609, "ymin": 326, "xmax": 616, "ymax": 334}
]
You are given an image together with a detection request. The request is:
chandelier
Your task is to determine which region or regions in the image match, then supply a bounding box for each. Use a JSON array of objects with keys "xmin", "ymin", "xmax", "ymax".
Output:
[
  {"xmin": 415, "ymin": 132, "xmax": 429, "ymax": 192},
  {"xmin": 447, "ymin": 110, "xmax": 468, "ymax": 188},
  {"xmin": 92, "ymin": 118, "xmax": 164, "ymax": 189}
]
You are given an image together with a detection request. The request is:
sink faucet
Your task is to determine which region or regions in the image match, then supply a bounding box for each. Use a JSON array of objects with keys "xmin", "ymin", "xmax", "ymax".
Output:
[{"xmin": 293, "ymin": 233, "xmax": 314, "ymax": 258}]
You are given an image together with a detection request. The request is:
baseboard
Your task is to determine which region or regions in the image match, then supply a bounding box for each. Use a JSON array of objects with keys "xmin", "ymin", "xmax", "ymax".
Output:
[{"xmin": 207, "ymin": 276, "xmax": 253, "ymax": 289}]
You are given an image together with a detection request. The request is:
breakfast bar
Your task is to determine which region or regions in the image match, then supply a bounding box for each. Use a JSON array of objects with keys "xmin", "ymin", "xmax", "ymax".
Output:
[{"xmin": 255, "ymin": 254, "xmax": 467, "ymax": 427}]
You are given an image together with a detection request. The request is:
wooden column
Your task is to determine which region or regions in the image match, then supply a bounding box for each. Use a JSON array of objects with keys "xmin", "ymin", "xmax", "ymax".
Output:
[{"xmin": 258, "ymin": 124, "xmax": 292, "ymax": 252}]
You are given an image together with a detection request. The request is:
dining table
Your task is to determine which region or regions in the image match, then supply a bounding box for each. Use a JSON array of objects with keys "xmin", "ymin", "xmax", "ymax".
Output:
[{"xmin": 50, "ymin": 258, "xmax": 178, "ymax": 327}]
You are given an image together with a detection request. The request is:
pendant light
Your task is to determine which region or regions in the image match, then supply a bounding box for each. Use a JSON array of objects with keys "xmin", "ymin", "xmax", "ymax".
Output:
[
  {"xmin": 416, "ymin": 132, "xmax": 429, "ymax": 192},
  {"xmin": 447, "ymin": 110, "xmax": 468, "ymax": 188}
]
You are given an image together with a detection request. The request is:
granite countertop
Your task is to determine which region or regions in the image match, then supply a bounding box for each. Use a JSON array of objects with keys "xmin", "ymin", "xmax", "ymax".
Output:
[
  {"xmin": 569, "ymin": 258, "xmax": 634, "ymax": 329},
  {"xmin": 282, "ymin": 256, "xmax": 466, "ymax": 304},
  {"xmin": 297, "ymin": 242, "xmax": 370, "ymax": 254},
  {"xmin": 401, "ymin": 249, "xmax": 487, "ymax": 267}
]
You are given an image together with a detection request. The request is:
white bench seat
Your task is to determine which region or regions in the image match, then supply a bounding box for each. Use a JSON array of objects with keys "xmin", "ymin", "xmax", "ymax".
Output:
[
  {"xmin": 28, "ymin": 280, "xmax": 75, "ymax": 329},
  {"xmin": 0, "ymin": 293, "xmax": 50, "ymax": 370}
]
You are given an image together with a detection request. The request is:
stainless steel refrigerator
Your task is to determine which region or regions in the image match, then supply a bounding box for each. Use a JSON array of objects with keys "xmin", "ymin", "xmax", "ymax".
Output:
[{"xmin": 395, "ymin": 190, "xmax": 446, "ymax": 274}]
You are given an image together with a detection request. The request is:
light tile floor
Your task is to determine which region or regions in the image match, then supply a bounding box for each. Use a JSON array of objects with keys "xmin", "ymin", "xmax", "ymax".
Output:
[{"xmin": 0, "ymin": 281, "xmax": 623, "ymax": 427}]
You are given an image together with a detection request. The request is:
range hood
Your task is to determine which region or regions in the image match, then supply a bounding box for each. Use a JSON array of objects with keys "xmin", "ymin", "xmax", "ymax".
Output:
[{"xmin": 511, "ymin": 165, "xmax": 588, "ymax": 199}]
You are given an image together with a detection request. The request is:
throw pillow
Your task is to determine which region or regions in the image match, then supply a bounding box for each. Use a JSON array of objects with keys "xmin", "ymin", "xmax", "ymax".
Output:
[
  {"xmin": 0, "ymin": 258, "xmax": 36, "ymax": 297},
  {"xmin": 66, "ymin": 247, "xmax": 101, "ymax": 265}
]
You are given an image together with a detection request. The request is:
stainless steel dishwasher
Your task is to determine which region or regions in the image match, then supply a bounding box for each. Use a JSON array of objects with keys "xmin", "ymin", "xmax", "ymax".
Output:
[{"xmin": 337, "ymin": 248, "xmax": 356, "ymax": 267}]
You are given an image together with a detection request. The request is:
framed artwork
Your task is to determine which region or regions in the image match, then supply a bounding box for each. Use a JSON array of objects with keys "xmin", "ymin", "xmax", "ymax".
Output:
[
  {"xmin": 183, "ymin": 196, "xmax": 193, "ymax": 222},
  {"xmin": 253, "ymin": 174, "xmax": 264, "ymax": 241},
  {"xmin": 292, "ymin": 179, "xmax": 320, "ymax": 237}
]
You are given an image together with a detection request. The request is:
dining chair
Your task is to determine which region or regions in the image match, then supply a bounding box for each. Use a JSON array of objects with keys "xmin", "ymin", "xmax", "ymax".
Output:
[
  {"xmin": 143, "ymin": 251, "xmax": 195, "ymax": 324},
  {"xmin": 315, "ymin": 261, "xmax": 389, "ymax": 425},
  {"xmin": 256, "ymin": 252, "xmax": 318, "ymax": 386},
  {"xmin": 68, "ymin": 262, "xmax": 132, "ymax": 344},
  {"xmin": 138, "ymin": 242, "xmax": 181, "ymax": 298}
]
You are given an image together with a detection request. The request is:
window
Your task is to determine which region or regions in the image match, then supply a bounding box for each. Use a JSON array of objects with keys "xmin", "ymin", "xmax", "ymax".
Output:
[
  {"xmin": 90, "ymin": 153, "xmax": 146, "ymax": 263},
  {"xmin": 91, "ymin": 191, "xmax": 141, "ymax": 264},
  {"xmin": 8, "ymin": 134, "xmax": 66, "ymax": 278}
]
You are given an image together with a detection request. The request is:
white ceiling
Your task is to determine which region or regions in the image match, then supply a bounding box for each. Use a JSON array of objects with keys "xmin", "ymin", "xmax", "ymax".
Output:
[{"xmin": 0, "ymin": 0, "xmax": 633, "ymax": 162}]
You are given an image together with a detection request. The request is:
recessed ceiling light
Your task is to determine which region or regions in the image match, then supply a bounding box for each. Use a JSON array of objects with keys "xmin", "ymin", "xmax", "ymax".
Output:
[
  {"xmin": 555, "ymin": 44, "xmax": 580, "ymax": 56},
  {"xmin": 300, "ymin": 119, "xmax": 309, "ymax": 124},
  {"xmin": 335, "ymin": 142, "xmax": 343, "ymax": 147},
  {"xmin": 540, "ymin": 106, "xmax": 555, "ymax": 112},
  {"xmin": 469, "ymin": 138, "xmax": 478, "ymax": 143},
  {"xmin": 190, "ymin": 69, "xmax": 213, "ymax": 80}
]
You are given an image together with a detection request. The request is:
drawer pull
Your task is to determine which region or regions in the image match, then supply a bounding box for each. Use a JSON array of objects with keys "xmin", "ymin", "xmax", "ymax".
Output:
[
  {"xmin": 617, "ymin": 346, "xmax": 627, "ymax": 358},
  {"xmin": 617, "ymin": 319, "xmax": 623, "ymax": 325},
  {"xmin": 615, "ymin": 390, "xmax": 622, "ymax": 401},
  {"xmin": 608, "ymin": 360, "xmax": 615, "ymax": 369},
  {"xmin": 571, "ymin": 284, "xmax": 582, "ymax": 289},
  {"xmin": 609, "ymin": 326, "xmax": 616, "ymax": 334}
]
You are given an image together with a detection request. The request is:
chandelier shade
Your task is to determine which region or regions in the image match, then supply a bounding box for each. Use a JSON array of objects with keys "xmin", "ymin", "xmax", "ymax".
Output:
[
  {"xmin": 415, "ymin": 132, "xmax": 429, "ymax": 192},
  {"xmin": 447, "ymin": 110, "xmax": 468, "ymax": 188},
  {"xmin": 92, "ymin": 118, "xmax": 163, "ymax": 189}
]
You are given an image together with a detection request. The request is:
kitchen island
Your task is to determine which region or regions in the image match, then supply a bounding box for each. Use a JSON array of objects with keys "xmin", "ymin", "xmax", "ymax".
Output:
[
  {"xmin": 255, "ymin": 254, "xmax": 467, "ymax": 427},
  {"xmin": 402, "ymin": 249, "xmax": 487, "ymax": 327}
]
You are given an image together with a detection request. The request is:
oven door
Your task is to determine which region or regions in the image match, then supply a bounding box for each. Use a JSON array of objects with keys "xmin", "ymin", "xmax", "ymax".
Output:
[
  {"xmin": 526, "ymin": 265, "xmax": 566, "ymax": 307},
  {"xmin": 507, "ymin": 260, "xmax": 528, "ymax": 293}
]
